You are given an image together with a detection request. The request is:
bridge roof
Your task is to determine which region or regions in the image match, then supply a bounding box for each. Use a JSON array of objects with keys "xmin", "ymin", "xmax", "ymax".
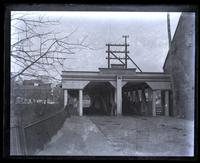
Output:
[{"xmin": 61, "ymin": 69, "xmax": 171, "ymax": 83}]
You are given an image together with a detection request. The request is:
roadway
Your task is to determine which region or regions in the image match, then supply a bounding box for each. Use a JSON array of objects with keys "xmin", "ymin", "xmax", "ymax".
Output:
[{"xmin": 36, "ymin": 115, "xmax": 194, "ymax": 156}]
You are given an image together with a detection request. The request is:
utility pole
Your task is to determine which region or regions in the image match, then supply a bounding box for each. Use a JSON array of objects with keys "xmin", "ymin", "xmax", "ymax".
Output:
[
  {"xmin": 122, "ymin": 35, "xmax": 129, "ymax": 69},
  {"xmin": 167, "ymin": 13, "xmax": 172, "ymax": 49}
]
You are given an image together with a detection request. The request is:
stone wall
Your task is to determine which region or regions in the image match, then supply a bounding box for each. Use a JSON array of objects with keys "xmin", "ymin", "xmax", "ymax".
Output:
[
  {"xmin": 23, "ymin": 109, "xmax": 69, "ymax": 155},
  {"xmin": 16, "ymin": 104, "xmax": 63, "ymax": 126},
  {"xmin": 163, "ymin": 13, "xmax": 195, "ymax": 120}
]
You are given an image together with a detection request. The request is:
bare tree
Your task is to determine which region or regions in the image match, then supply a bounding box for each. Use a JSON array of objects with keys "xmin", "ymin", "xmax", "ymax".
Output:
[{"xmin": 11, "ymin": 12, "xmax": 89, "ymax": 81}]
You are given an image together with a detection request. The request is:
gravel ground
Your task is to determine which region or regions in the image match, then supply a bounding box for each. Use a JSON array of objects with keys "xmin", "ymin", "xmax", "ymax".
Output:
[{"xmin": 36, "ymin": 115, "xmax": 194, "ymax": 156}]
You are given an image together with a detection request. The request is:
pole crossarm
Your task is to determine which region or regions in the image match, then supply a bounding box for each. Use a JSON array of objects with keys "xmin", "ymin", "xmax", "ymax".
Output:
[
  {"xmin": 106, "ymin": 44, "xmax": 129, "ymax": 46},
  {"xmin": 106, "ymin": 57, "xmax": 130, "ymax": 59},
  {"xmin": 106, "ymin": 51, "xmax": 130, "ymax": 53},
  {"xmin": 105, "ymin": 35, "xmax": 142, "ymax": 72}
]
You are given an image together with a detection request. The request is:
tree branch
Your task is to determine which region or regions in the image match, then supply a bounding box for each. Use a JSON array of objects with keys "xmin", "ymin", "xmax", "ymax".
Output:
[{"xmin": 12, "ymin": 40, "xmax": 57, "ymax": 79}]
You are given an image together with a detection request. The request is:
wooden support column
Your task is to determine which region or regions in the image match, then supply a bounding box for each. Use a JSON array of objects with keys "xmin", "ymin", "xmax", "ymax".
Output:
[
  {"xmin": 135, "ymin": 89, "xmax": 139, "ymax": 102},
  {"xmin": 152, "ymin": 90, "xmax": 157, "ymax": 116},
  {"xmin": 116, "ymin": 75, "xmax": 122, "ymax": 116},
  {"xmin": 135, "ymin": 89, "xmax": 140, "ymax": 114},
  {"xmin": 114, "ymin": 89, "xmax": 117, "ymax": 104},
  {"xmin": 133, "ymin": 90, "xmax": 136, "ymax": 102},
  {"xmin": 110, "ymin": 91, "xmax": 113, "ymax": 104},
  {"xmin": 110, "ymin": 91, "xmax": 113, "ymax": 116},
  {"xmin": 129, "ymin": 91, "xmax": 133, "ymax": 102},
  {"xmin": 142, "ymin": 89, "xmax": 146, "ymax": 101},
  {"xmin": 79, "ymin": 89, "xmax": 83, "ymax": 116},
  {"xmin": 148, "ymin": 88, "xmax": 152, "ymax": 101},
  {"xmin": 165, "ymin": 90, "xmax": 169, "ymax": 116},
  {"xmin": 141, "ymin": 89, "xmax": 146, "ymax": 115},
  {"xmin": 64, "ymin": 89, "xmax": 68, "ymax": 107}
]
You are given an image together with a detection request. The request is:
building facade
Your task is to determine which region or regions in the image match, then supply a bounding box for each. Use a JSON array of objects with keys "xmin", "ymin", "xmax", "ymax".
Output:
[{"xmin": 163, "ymin": 13, "xmax": 195, "ymax": 120}]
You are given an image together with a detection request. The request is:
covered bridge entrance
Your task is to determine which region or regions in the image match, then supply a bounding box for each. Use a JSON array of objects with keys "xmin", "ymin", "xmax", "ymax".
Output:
[
  {"xmin": 61, "ymin": 69, "xmax": 171, "ymax": 117},
  {"xmin": 61, "ymin": 36, "xmax": 172, "ymax": 117}
]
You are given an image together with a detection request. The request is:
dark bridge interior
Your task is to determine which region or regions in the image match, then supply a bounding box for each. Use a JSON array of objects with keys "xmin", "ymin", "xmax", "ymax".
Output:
[
  {"xmin": 83, "ymin": 82, "xmax": 115, "ymax": 116},
  {"xmin": 67, "ymin": 82, "xmax": 164, "ymax": 116},
  {"xmin": 122, "ymin": 82, "xmax": 153, "ymax": 116}
]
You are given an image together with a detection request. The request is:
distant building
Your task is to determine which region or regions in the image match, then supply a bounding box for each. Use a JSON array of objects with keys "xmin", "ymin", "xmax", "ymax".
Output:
[
  {"xmin": 23, "ymin": 79, "xmax": 51, "ymax": 87},
  {"xmin": 37, "ymin": 75, "xmax": 52, "ymax": 84},
  {"xmin": 23, "ymin": 79, "xmax": 43, "ymax": 86},
  {"xmin": 14, "ymin": 79, "xmax": 52, "ymax": 104}
]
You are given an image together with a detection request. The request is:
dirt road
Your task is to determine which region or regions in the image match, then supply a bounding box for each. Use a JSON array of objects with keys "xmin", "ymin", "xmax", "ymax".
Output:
[{"xmin": 36, "ymin": 116, "xmax": 194, "ymax": 156}]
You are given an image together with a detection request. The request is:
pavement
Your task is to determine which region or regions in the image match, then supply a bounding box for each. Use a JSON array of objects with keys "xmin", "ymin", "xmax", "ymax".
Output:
[{"xmin": 36, "ymin": 115, "xmax": 194, "ymax": 156}]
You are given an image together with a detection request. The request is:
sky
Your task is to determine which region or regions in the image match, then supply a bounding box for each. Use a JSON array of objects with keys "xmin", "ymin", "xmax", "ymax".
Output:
[{"xmin": 11, "ymin": 11, "xmax": 182, "ymax": 77}]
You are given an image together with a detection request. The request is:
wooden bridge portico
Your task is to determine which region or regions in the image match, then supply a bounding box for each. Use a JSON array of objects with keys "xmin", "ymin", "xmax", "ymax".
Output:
[
  {"xmin": 61, "ymin": 36, "xmax": 172, "ymax": 117},
  {"xmin": 61, "ymin": 68, "xmax": 171, "ymax": 117}
]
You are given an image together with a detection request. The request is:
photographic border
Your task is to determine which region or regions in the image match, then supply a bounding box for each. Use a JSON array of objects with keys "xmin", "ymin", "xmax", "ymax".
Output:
[{"xmin": 2, "ymin": 1, "xmax": 199, "ymax": 160}]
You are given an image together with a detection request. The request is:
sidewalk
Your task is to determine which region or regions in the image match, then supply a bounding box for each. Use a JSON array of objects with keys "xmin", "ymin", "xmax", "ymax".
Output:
[{"xmin": 36, "ymin": 116, "xmax": 121, "ymax": 156}]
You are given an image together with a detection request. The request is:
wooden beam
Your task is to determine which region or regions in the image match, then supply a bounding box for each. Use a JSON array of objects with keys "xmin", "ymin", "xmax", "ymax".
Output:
[
  {"xmin": 106, "ymin": 44, "xmax": 129, "ymax": 46},
  {"xmin": 110, "ymin": 51, "xmax": 125, "ymax": 65},
  {"xmin": 106, "ymin": 57, "xmax": 130, "ymax": 59},
  {"xmin": 146, "ymin": 82, "xmax": 171, "ymax": 90},
  {"xmin": 107, "ymin": 44, "xmax": 110, "ymax": 68},
  {"xmin": 152, "ymin": 91, "xmax": 156, "ymax": 116},
  {"xmin": 79, "ymin": 89, "xmax": 83, "ymax": 116},
  {"xmin": 64, "ymin": 89, "xmax": 68, "ymax": 107},
  {"xmin": 116, "ymin": 76, "xmax": 122, "ymax": 116},
  {"xmin": 127, "ymin": 55, "xmax": 142, "ymax": 72},
  {"xmin": 165, "ymin": 91, "xmax": 169, "ymax": 116},
  {"xmin": 106, "ymin": 51, "xmax": 129, "ymax": 53}
]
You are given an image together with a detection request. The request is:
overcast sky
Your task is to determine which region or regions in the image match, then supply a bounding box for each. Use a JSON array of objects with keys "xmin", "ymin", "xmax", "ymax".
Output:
[{"xmin": 11, "ymin": 11, "xmax": 181, "ymax": 75}]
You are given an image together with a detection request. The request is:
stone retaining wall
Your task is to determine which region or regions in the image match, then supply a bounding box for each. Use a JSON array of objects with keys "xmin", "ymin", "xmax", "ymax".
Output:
[{"xmin": 23, "ymin": 109, "xmax": 69, "ymax": 155}]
